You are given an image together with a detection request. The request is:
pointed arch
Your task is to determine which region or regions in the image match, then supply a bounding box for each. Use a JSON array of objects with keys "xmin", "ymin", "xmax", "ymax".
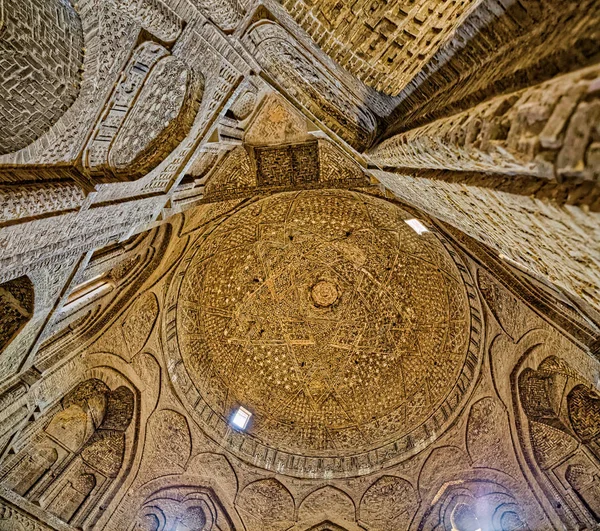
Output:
[
  {"xmin": 0, "ymin": 276, "xmax": 34, "ymax": 354},
  {"xmin": 0, "ymin": 375, "xmax": 138, "ymax": 527},
  {"xmin": 236, "ymin": 478, "xmax": 295, "ymax": 531}
]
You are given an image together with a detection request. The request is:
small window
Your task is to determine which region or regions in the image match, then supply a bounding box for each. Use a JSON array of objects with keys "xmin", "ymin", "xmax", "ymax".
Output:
[
  {"xmin": 61, "ymin": 274, "xmax": 113, "ymax": 314},
  {"xmin": 499, "ymin": 253, "xmax": 530, "ymax": 272},
  {"xmin": 405, "ymin": 219, "xmax": 429, "ymax": 235},
  {"xmin": 231, "ymin": 407, "xmax": 252, "ymax": 430}
]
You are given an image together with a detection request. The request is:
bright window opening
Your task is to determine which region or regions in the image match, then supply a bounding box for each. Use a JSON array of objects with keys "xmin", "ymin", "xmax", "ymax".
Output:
[
  {"xmin": 499, "ymin": 253, "xmax": 531, "ymax": 272},
  {"xmin": 61, "ymin": 274, "xmax": 113, "ymax": 314},
  {"xmin": 231, "ymin": 407, "xmax": 252, "ymax": 430},
  {"xmin": 405, "ymin": 219, "xmax": 429, "ymax": 235}
]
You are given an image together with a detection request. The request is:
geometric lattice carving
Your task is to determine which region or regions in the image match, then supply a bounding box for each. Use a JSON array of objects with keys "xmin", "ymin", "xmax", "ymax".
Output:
[
  {"xmin": 0, "ymin": 0, "xmax": 83, "ymax": 155},
  {"xmin": 84, "ymin": 43, "xmax": 204, "ymax": 182},
  {"xmin": 2, "ymin": 0, "xmax": 599, "ymax": 528},
  {"xmin": 203, "ymin": 147, "xmax": 256, "ymax": 199},
  {"xmin": 0, "ymin": 499, "xmax": 55, "ymax": 530},
  {"xmin": 108, "ymin": 56, "xmax": 203, "ymax": 180},
  {"xmin": 230, "ymin": 90, "xmax": 257, "ymax": 121},
  {"xmin": 255, "ymin": 141, "xmax": 320, "ymax": 187},
  {"xmin": 166, "ymin": 189, "xmax": 482, "ymax": 477}
]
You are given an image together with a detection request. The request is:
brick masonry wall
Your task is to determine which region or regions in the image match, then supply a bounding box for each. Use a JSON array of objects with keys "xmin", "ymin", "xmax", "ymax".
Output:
[
  {"xmin": 369, "ymin": 65, "xmax": 600, "ymax": 182},
  {"xmin": 0, "ymin": 0, "xmax": 84, "ymax": 155},
  {"xmin": 278, "ymin": 0, "xmax": 481, "ymax": 97},
  {"xmin": 383, "ymin": 0, "xmax": 600, "ymax": 136},
  {"xmin": 372, "ymin": 169, "xmax": 600, "ymax": 312}
]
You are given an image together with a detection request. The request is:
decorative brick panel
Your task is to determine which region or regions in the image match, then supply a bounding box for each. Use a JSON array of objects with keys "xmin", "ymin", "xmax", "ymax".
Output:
[{"xmin": 0, "ymin": 0, "xmax": 84, "ymax": 155}]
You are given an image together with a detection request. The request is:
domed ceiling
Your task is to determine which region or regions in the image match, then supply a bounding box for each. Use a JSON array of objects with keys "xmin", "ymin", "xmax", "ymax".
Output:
[{"xmin": 165, "ymin": 190, "xmax": 482, "ymax": 477}]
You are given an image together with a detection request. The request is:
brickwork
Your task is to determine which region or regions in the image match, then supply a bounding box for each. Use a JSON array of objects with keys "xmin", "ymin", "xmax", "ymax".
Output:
[
  {"xmin": 517, "ymin": 356, "xmax": 600, "ymax": 528},
  {"xmin": 385, "ymin": 0, "xmax": 600, "ymax": 136},
  {"xmin": 0, "ymin": 0, "xmax": 84, "ymax": 155},
  {"xmin": 203, "ymin": 137, "xmax": 366, "ymax": 201},
  {"xmin": 243, "ymin": 21, "xmax": 378, "ymax": 151},
  {"xmin": 278, "ymin": 0, "xmax": 480, "ymax": 96},
  {"xmin": 0, "ymin": 1, "xmax": 597, "ymax": 530},
  {"xmin": 372, "ymin": 169, "xmax": 600, "ymax": 311},
  {"xmin": 0, "ymin": 378, "xmax": 135, "ymax": 528},
  {"xmin": 0, "ymin": 276, "xmax": 34, "ymax": 355},
  {"xmin": 194, "ymin": 0, "xmax": 244, "ymax": 32},
  {"xmin": 255, "ymin": 141, "xmax": 320, "ymax": 186},
  {"xmin": 109, "ymin": 56, "xmax": 203, "ymax": 180},
  {"xmin": 370, "ymin": 65, "xmax": 600, "ymax": 182},
  {"xmin": 0, "ymin": 0, "xmax": 140, "ymax": 168},
  {"xmin": 114, "ymin": 0, "xmax": 183, "ymax": 42},
  {"xmin": 442, "ymin": 222, "xmax": 600, "ymax": 354},
  {"xmin": 0, "ymin": 183, "xmax": 84, "ymax": 224}
]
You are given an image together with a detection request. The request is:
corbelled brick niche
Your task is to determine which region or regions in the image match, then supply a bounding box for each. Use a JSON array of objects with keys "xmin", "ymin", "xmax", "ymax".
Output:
[
  {"xmin": 0, "ymin": 0, "xmax": 84, "ymax": 155},
  {"xmin": 164, "ymin": 189, "xmax": 483, "ymax": 478}
]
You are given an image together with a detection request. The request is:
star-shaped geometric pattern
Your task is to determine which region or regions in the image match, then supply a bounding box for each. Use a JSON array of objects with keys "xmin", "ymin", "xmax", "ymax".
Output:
[{"xmin": 177, "ymin": 190, "xmax": 471, "ymax": 455}]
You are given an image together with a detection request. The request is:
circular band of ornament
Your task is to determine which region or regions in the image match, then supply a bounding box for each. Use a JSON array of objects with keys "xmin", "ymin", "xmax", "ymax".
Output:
[{"xmin": 164, "ymin": 190, "xmax": 483, "ymax": 478}]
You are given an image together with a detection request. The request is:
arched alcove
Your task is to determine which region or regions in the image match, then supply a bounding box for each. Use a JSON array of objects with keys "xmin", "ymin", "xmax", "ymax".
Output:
[
  {"xmin": 0, "ymin": 276, "xmax": 34, "ymax": 354},
  {"xmin": 517, "ymin": 357, "xmax": 600, "ymax": 527},
  {"xmin": 0, "ymin": 378, "xmax": 136, "ymax": 527}
]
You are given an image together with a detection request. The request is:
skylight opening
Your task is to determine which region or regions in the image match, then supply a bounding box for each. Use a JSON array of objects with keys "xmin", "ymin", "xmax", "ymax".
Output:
[
  {"xmin": 231, "ymin": 406, "xmax": 252, "ymax": 430},
  {"xmin": 405, "ymin": 218, "xmax": 429, "ymax": 235}
]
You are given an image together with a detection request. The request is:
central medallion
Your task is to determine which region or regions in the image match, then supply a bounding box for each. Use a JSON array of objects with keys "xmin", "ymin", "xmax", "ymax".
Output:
[
  {"xmin": 167, "ymin": 190, "xmax": 482, "ymax": 477},
  {"xmin": 311, "ymin": 280, "xmax": 339, "ymax": 308}
]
